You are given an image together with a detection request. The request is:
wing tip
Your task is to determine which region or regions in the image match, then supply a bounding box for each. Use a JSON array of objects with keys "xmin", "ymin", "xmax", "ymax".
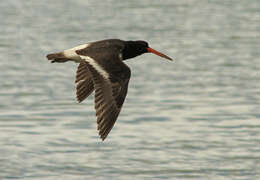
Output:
[
  {"xmin": 76, "ymin": 96, "xmax": 83, "ymax": 103},
  {"xmin": 98, "ymin": 127, "xmax": 109, "ymax": 141},
  {"xmin": 100, "ymin": 134, "xmax": 108, "ymax": 141}
]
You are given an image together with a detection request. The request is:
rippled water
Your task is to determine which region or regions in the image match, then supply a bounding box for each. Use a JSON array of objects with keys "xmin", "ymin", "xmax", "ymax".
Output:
[{"xmin": 0, "ymin": 0, "xmax": 260, "ymax": 179}]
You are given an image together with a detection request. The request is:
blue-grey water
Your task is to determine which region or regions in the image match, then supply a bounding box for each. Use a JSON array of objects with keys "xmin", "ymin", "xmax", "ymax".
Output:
[{"xmin": 0, "ymin": 0, "xmax": 260, "ymax": 179}]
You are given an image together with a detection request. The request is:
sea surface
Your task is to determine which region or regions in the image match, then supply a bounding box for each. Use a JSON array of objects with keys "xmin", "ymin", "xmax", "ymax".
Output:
[{"xmin": 0, "ymin": 0, "xmax": 260, "ymax": 179}]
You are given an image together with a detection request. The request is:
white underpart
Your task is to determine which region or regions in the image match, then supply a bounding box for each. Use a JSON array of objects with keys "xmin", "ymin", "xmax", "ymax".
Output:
[
  {"xmin": 80, "ymin": 55, "xmax": 110, "ymax": 79},
  {"xmin": 63, "ymin": 44, "xmax": 89, "ymax": 62}
]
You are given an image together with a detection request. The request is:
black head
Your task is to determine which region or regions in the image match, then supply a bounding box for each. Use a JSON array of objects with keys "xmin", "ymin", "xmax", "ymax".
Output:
[
  {"xmin": 122, "ymin": 40, "xmax": 149, "ymax": 60},
  {"xmin": 122, "ymin": 40, "xmax": 173, "ymax": 61}
]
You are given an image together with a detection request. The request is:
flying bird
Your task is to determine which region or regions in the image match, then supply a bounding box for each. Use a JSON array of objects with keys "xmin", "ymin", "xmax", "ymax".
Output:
[{"xmin": 46, "ymin": 39, "xmax": 172, "ymax": 140}]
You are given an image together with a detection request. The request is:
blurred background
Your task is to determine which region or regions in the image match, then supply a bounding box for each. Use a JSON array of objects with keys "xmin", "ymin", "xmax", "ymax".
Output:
[{"xmin": 0, "ymin": 0, "xmax": 260, "ymax": 179}]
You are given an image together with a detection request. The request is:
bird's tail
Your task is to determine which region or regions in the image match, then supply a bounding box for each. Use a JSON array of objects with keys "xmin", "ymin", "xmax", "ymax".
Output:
[{"xmin": 46, "ymin": 52, "xmax": 69, "ymax": 63}]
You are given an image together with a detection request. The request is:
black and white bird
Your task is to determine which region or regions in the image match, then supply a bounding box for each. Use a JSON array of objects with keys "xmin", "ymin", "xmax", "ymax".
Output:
[{"xmin": 46, "ymin": 39, "xmax": 172, "ymax": 140}]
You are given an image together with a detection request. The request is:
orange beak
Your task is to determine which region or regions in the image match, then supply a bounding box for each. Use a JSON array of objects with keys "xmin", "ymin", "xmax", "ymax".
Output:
[{"xmin": 147, "ymin": 47, "xmax": 173, "ymax": 61}]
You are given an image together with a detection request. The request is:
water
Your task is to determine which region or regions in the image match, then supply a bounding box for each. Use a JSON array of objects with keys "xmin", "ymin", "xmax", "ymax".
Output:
[{"xmin": 0, "ymin": 0, "xmax": 260, "ymax": 179}]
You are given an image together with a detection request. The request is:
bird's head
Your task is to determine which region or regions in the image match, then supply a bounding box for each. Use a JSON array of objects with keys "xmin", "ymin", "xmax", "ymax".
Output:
[{"xmin": 123, "ymin": 40, "xmax": 173, "ymax": 61}]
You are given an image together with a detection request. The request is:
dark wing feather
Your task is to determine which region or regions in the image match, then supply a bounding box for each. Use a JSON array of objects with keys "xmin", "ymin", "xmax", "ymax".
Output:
[
  {"xmin": 75, "ymin": 61, "xmax": 94, "ymax": 102},
  {"xmin": 76, "ymin": 39, "xmax": 130, "ymax": 140},
  {"xmin": 85, "ymin": 62, "xmax": 130, "ymax": 140}
]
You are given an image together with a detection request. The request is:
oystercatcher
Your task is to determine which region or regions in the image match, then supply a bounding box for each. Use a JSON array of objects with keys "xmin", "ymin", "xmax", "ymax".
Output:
[{"xmin": 46, "ymin": 39, "xmax": 172, "ymax": 140}]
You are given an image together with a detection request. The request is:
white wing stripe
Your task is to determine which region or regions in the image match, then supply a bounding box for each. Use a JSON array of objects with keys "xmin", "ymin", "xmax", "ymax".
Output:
[{"xmin": 80, "ymin": 56, "xmax": 110, "ymax": 79}]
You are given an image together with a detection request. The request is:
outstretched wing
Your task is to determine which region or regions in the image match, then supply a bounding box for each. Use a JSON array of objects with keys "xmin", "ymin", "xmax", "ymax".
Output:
[
  {"xmin": 75, "ymin": 61, "xmax": 94, "ymax": 102},
  {"xmin": 78, "ymin": 53, "xmax": 131, "ymax": 140}
]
